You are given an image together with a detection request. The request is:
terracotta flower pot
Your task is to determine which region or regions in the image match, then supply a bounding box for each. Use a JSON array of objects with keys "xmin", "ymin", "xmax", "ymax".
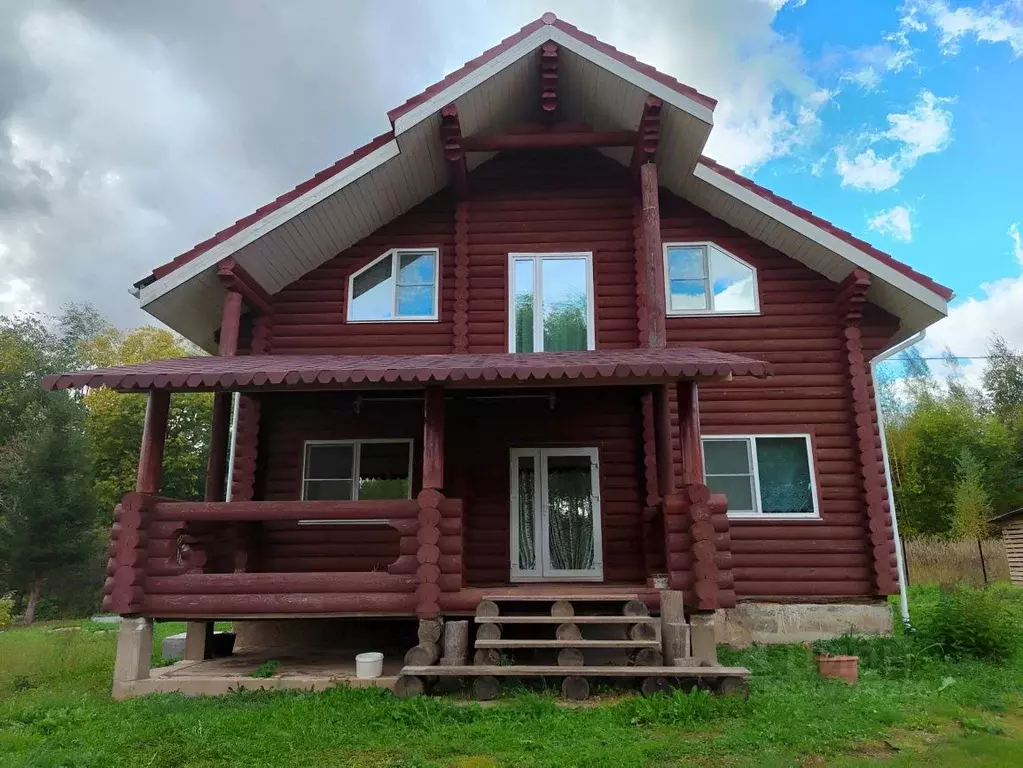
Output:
[{"xmin": 815, "ymin": 654, "xmax": 858, "ymax": 683}]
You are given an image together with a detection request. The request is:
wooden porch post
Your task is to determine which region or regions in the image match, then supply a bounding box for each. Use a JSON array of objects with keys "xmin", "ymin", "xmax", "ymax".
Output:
[
  {"xmin": 192, "ymin": 286, "xmax": 245, "ymax": 658},
  {"xmin": 676, "ymin": 380, "xmax": 704, "ymax": 485},
  {"xmin": 204, "ymin": 288, "xmax": 244, "ymax": 504},
  {"xmin": 136, "ymin": 389, "xmax": 170, "ymax": 494},
  {"xmin": 653, "ymin": 384, "xmax": 676, "ymax": 500},
  {"xmin": 423, "ymin": 386, "xmax": 445, "ymax": 491}
]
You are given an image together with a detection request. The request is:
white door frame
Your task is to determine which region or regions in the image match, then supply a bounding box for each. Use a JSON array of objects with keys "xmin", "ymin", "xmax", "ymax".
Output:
[{"xmin": 509, "ymin": 446, "xmax": 604, "ymax": 582}]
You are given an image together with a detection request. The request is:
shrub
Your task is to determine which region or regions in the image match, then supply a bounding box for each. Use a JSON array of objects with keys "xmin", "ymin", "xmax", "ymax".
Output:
[
  {"xmin": 914, "ymin": 586, "xmax": 1019, "ymax": 662},
  {"xmin": 0, "ymin": 593, "xmax": 13, "ymax": 628}
]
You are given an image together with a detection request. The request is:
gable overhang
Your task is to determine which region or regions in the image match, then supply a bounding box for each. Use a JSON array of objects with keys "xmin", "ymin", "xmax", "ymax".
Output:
[
  {"xmin": 680, "ymin": 160, "xmax": 950, "ymax": 345},
  {"xmin": 136, "ymin": 13, "xmax": 950, "ymax": 353},
  {"xmin": 136, "ymin": 15, "xmax": 717, "ymax": 351}
]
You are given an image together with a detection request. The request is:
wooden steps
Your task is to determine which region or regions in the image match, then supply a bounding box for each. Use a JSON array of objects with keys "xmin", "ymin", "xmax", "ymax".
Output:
[
  {"xmin": 474, "ymin": 639, "xmax": 658, "ymax": 649},
  {"xmin": 395, "ymin": 589, "xmax": 742, "ymax": 702},
  {"xmin": 475, "ymin": 615, "xmax": 656, "ymax": 625}
]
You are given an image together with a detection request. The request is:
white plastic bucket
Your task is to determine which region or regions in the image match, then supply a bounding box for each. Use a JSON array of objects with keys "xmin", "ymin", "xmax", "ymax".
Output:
[{"xmin": 355, "ymin": 651, "xmax": 384, "ymax": 679}]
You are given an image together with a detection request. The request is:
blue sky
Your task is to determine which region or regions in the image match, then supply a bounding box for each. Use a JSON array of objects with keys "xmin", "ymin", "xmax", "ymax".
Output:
[
  {"xmin": 0, "ymin": 0, "xmax": 1020, "ymax": 376},
  {"xmin": 760, "ymin": 0, "xmax": 1023, "ymax": 368}
]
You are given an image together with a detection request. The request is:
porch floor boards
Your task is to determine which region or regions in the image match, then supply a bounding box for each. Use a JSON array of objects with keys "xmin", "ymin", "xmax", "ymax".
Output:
[
  {"xmin": 474, "ymin": 638, "xmax": 659, "ymax": 649},
  {"xmin": 475, "ymin": 615, "xmax": 656, "ymax": 624},
  {"xmin": 481, "ymin": 593, "xmax": 640, "ymax": 602}
]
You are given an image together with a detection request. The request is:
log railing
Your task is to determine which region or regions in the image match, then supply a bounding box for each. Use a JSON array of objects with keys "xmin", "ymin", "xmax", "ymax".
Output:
[{"xmin": 103, "ymin": 493, "xmax": 464, "ymax": 618}]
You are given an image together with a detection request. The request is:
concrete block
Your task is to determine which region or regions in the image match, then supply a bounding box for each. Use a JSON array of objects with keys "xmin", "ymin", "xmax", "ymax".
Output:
[
  {"xmin": 113, "ymin": 617, "xmax": 153, "ymax": 685},
  {"xmin": 162, "ymin": 632, "xmax": 187, "ymax": 661}
]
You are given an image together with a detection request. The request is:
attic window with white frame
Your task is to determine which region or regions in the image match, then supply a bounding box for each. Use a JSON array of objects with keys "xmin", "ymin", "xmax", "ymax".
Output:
[
  {"xmin": 664, "ymin": 243, "xmax": 758, "ymax": 315},
  {"xmin": 347, "ymin": 248, "xmax": 439, "ymax": 322}
]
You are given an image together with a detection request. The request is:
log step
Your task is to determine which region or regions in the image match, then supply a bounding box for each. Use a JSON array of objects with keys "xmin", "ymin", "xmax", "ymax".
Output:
[
  {"xmin": 480, "ymin": 594, "xmax": 639, "ymax": 602},
  {"xmin": 474, "ymin": 639, "xmax": 659, "ymax": 649},
  {"xmin": 475, "ymin": 615, "xmax": 656, "ymax": 625},
  {"xmin": 400, "ymin": 664, "xmax": 749, "ymax": 678}
]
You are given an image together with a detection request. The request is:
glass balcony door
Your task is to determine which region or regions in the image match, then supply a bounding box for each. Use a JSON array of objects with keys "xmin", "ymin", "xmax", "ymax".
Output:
[{"xmin": 509, "ymin": 447, "xmax": 603, "ymax": 581}]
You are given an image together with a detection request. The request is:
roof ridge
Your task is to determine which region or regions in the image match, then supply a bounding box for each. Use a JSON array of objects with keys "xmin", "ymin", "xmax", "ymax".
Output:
[{"xmin": 698, "ymin": 155, "xmax": 953, "ymax": 301}]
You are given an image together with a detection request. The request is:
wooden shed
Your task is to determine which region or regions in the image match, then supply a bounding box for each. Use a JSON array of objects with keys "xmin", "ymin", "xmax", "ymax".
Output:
[{"xmin": 990, "ymin": 508, "xmax": 1023, "ymax": 586}]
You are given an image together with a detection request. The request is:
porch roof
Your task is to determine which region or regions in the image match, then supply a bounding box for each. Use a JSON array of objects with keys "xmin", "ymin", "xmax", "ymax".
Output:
[{"xmin": 41, "ymin": 347, "xmax": 770, "ymax": 393}]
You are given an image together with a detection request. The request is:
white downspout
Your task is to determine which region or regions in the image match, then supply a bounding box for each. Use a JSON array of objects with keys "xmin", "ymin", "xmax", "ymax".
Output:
[
  {"xmin": 871, "ymin": 330, "xmax": 925, "ymax": 629},
  {"xmin": 224, "ymin": 392, "xmax": 240, "ymax": 502}
]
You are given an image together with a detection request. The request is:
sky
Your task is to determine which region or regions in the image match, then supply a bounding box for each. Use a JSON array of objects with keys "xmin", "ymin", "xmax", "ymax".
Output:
[{"xmin": 0, "ymin": 0, "xmax": 1021, "ymax": 376}]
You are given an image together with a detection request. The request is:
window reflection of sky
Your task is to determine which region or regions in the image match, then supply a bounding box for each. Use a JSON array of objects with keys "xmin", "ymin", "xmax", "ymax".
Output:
[{"xmin": 350, "ymin": 251, "xmax": 436, "ymax": 319}]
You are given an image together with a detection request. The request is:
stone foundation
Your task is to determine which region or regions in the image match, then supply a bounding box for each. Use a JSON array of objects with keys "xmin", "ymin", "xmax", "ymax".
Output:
[{"xmin": 715, "ymin": 601, "xmax": 893, "ymax": 647}]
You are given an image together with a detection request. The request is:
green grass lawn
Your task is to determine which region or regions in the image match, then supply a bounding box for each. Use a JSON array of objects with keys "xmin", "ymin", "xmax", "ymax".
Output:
[{"xmin": 1, "ymin": 587, "xmax": 1022, "ymax": 767}]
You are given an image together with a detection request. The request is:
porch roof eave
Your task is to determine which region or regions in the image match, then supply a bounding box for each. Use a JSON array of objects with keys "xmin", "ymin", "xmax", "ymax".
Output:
[{"xmin": 40, "ymin": 347, "xmax": 772, "ymax": 394}]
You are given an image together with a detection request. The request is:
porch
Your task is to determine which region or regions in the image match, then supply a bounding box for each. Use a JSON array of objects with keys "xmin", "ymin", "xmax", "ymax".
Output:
[{"xmin": 44, "ymin": 347, "xmax": 769, "ymax": 693}]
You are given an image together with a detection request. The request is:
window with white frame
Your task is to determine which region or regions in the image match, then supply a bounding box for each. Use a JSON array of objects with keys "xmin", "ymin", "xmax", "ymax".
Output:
[
  {"xmin": 702, "ymin": 435, "xmax": 819, "ymax": 518},
  {"xmin": 347, "ymin": 249, "xmax": 439, "ymax": 322},
  {"xmin": 509, "ymin": 253, "xmax": 595, "ymax": 352},
  {"xmin": 664, "ymin": 243, "xmax": 758, "ymax": 315},
  {"xmin": 302, "ymin": 440, "xmax": 412, "ymax": 501}
]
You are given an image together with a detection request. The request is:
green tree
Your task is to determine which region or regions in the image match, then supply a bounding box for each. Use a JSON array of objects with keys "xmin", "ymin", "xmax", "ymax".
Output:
[
  {"xmin": 950, "ymin": 450, "xmax": 992, "ymax": 540},
  {"xmin": 80, "ymin": 327, "xmax": 212, "ymax": 514},
  {"xmin": 0, "ymin": 305, "xmax": 107, "ymax": 622},
  {"xmin": 0, "ymin": 399, "xmax": 100, "ymax": 623},
  {"xmin": 983, "ymin": 334, "xmax": 1023, "ymax": 420}
]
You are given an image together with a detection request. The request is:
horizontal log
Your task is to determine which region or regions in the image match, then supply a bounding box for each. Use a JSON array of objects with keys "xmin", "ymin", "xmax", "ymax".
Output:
[
  {"xmin": 463, "ymin": 130, "xmax": 637, "ymax": 151},
  {"xmin": 152, "ymin": 499, "xmax": 419, "ymax": 522},
  {"xmin": 143, "ymin": 592, "xmax": 419, "ymax": 616},
  {"xmin": 257, "ymin": 557, "xmax": 396, "ymax": 572},
  {"xmin": 735, "ymin": 581, "xmax": 873, "ymax": 597},
  {"xmin": 145, "ymin": 571, "xmax": 418, "ymax": 595}
]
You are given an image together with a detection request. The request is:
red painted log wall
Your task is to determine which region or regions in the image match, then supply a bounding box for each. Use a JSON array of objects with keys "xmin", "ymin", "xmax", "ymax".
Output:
[
  {"xmin": 249, "ymin": 148, "xmax": 902, "ymax": 601},
  {"xmin": 660, "ymin": 193, "xmax": 901, "ymax": 597},
  {"xmin": 268, "ymin": 195, "xmax": 456, "ymax": 354}
]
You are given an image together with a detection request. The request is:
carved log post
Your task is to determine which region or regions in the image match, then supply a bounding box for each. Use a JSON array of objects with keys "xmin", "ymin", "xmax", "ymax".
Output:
[
  {"xmin": 838, "ymin": 269, "xmax": 897, "ymax": 595},
  {"xmin": 639, "ymin": 162, "xmax": 666, "ymax": 348},
  {"xmin": 217, "ymin": 289, "xmax": 243, "ymax": 357}
]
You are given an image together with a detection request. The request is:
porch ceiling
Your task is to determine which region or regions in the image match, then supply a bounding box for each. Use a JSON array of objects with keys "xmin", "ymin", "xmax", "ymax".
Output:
[{"xmin": 42, "ymin": 347, "xmax": 771, "ymax": 393}]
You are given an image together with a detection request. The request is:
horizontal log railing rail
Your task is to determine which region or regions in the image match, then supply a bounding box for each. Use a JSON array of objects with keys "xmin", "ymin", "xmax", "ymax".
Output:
[{"xmin": 103, "ymin": 493, "xmax": 465, "ymax": 618}]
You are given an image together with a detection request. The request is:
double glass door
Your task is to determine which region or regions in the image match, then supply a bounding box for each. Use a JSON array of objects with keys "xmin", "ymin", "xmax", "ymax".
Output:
[{"xmin": 509, "ymin": 447, "xmax": 603, "ymax": 581}]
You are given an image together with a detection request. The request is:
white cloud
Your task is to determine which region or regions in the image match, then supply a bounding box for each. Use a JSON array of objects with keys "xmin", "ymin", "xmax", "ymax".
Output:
[
  {"xmin": 842, "ymin": 31, "xmax": 916, "ymax": 92},
  {"xmin": 868, "ymin": 205, "xmax": 914, "ymax": 242},
  {"xmin": 576, "ymin": 0, "xmax": 831, "ymax": 172},
  {"xmin": 836, "ymin": 149, "xmax": 901, "ymax": 191},
  {"xmin": 0, "ymin": 0, "xmax": 837, "ymax": 323},
  {"xmin": 1010, "ymin": 222, "xmax": 1023, "ymax": 266},
  {"xmin": 903, "ymin": 0, "xmax": 1023, "ymax": 57},
  {"xmin": 834, "ymin": 89, "xmax": 953, "ymax": 190},
  {"xmin": 926, "ymin": 226, "xmax": 1023, "ymax": 364}
]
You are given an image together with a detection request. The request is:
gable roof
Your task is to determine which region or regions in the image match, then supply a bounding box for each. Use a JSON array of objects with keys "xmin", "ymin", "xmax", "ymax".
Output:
[{"xmin": 135, "ymin": 12, "xmax": 950, "ymax": 351}]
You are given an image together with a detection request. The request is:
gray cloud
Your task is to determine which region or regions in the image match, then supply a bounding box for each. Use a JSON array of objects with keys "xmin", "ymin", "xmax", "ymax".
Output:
[{"xmin": 0, "ymin": 0, "xmax": 824, "ymax": 327}]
